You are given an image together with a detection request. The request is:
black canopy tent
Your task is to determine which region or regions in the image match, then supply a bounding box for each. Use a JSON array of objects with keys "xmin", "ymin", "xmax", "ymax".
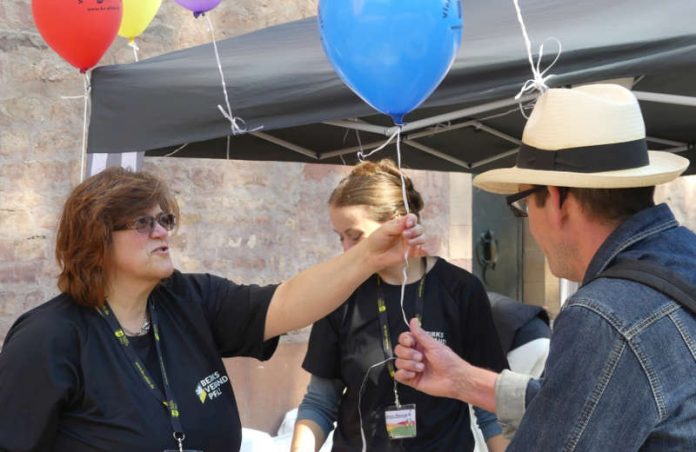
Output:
[{"xmin": 87, "ymin": 0, "xmax": 696, "ymax": 174}]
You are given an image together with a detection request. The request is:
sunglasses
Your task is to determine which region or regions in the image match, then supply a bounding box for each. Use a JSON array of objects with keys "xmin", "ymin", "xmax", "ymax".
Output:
[
  {"xmin": 506, "ymin": 186, "xmax": 570, "ymax": 217},
  {"xmin": 115, "ymin": 212, "xmax": 177, "ymax": 234}
]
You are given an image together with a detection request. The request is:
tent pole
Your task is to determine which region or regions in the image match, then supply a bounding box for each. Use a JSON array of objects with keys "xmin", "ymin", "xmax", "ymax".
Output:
[
  {"xmin": 473, "ymin": 123, "xmax": 522, "ymax": 145},
  {"xmin": 251, "ymin": 132, "xmax": 319, "ymax": 159},
  {"xmin": 634, "ymin": 91, "xmax": 696, "ymax": 107},
  {"xmin": 663, "ymin": 145, "xmax": 692, "ymax": 154},
  {"xmin": 402, "ymin": 140, "xmax": 471, "ymax": 170},
  {"xmin": 470, "ymin": 148, "xmax": 520, "ymax": 170},
  {"xmin": 405, "ymin": 120, "xmax": 479, "ymax": 140},
  {"xmin": 319, "ymin": 139, "xmax": 393, "ymax": 160},
  {"xmin": 646, "ymin": 136, "xmax": 688, "ymax": 147},
  {"xmin": 387, "ymin": 94, "xmax": 537, "ymax": 135},
  {"xmin": 323, "ymin": 119, "xmax": 391, "ymax": 135}
]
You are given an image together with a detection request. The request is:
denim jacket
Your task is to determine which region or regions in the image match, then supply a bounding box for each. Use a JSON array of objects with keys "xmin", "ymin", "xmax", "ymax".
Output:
[{"xmin": 496, "ymin": 204, "xmax": 696, "ymax": 451}]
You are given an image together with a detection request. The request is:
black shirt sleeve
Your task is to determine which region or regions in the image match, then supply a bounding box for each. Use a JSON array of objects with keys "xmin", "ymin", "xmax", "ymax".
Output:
[
  {"xmin": 189, "ymin": 273, "xmax": 279, "ymax": 360},
  {"xmin": 512, "ymin": 316, "xmax": 551, "ymax": 350},
  {"xmin": 0, "ymin": 308, "xmax": 80, "ymax": 450},
  {"xmin": 460, "ymin": 278, "xmax": 509, "ymax": 372},
  {"xmin": 302, "ymin": 308, "xmax": 343, "ymax": 379}
]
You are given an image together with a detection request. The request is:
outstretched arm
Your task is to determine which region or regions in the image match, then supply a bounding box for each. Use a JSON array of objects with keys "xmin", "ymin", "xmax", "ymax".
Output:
[
  {"xmin": 264, "ymin": 214, "xmax": 424, "ymax": 340},
  {"xmin": 393, "ymin": 318, "xmax": 499, "ymax": 413}
]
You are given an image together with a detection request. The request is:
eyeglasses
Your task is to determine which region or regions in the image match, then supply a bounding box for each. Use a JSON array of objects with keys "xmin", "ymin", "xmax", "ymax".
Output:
[
  {"xmin": 505, "ymin": 186, "xmax": 547, "ymax": 217},
  {"xmin": 114, "ymin": 212, "xmax": 177, "ymax": 234},
  {"xmin": 506, "ymin": 186, "xmax": 570, "ymax": 217}
]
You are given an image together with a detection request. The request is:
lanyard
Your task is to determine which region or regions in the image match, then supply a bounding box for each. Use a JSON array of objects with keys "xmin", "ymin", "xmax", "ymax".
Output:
[
  {"xmin": 376, "ymin": 257, "xmax": 427, "ymax": 378},
  {"xmin": 96, "ymin": 300, "xmax": 187, "ymax": 450}
]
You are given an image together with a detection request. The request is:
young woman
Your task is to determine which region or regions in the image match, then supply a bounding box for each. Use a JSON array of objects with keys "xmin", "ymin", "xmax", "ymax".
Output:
[
  {"xmin": 291, "ymin": 160, "xmax": 509, "ymax": 451},
  {"xmin": 0, "ymin": 167, "xmax": 424, "ymax": 451}
]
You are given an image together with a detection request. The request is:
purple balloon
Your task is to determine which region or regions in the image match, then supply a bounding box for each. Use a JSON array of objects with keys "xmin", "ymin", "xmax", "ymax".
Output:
[{"xmin": 174, "ymin": 0, "xmax": 222, "ymax": 17}]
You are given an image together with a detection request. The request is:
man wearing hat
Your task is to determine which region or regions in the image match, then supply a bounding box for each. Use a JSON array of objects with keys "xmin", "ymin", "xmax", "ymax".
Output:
[{"xmin": 393, "ymin": 84, "xmax": 696, "ymax": 450}]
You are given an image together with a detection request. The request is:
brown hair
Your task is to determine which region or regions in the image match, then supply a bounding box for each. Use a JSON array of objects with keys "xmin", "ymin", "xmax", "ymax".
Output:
[
  {"xmin": 533, "ymin": 186, "xmax": 655, "ymax": 222},
  {"xmin": 329, "ymin": 159, "xmax": 424, "ymax": 222},
  {"xmin": 55, "ymin": 167, "xmax": 179, "ymax": 307}
]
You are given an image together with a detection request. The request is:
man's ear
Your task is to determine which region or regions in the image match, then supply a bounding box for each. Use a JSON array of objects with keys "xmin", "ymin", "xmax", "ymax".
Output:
[{"xmin": 545, "ymin": 186, "xmax": 567, "ymax": 226}]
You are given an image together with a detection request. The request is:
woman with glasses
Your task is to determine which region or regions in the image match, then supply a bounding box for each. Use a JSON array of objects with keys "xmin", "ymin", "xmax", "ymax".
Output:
[
  {"xmin": 290, "ymin": 159, "xmax": 509, "ymax": 452},
  {"xmin": 0, "ymin": 167, "xmax": 424, "ymax": 452}
]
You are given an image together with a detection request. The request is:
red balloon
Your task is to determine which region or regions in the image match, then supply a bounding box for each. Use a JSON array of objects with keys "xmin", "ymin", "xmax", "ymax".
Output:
[{"xmin": 32, "ymin": 0, "xmax": 123, "ymax": 72}]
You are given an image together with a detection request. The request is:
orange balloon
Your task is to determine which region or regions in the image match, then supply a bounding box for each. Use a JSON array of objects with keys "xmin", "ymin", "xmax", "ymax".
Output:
[{"xmin": 32, "ymin": 0, "xmax": 123, "ymax": 72}]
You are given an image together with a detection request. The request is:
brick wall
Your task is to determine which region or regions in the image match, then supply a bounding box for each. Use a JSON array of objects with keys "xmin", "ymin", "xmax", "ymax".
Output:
[
  {"xmin": 0, "ymin": 0, "xmax": 472, "ymax": 434},
  {"xmin": 2, "ymin": 0, "xmax": 695, "ymax": 435}
]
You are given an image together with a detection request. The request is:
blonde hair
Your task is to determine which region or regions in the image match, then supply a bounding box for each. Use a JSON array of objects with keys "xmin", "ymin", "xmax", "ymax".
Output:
[{"xmin": 329, "ymin": 159, "xmax": 424, "ymax": 222}]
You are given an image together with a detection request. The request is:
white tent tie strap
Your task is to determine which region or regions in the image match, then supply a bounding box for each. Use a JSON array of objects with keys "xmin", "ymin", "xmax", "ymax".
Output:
[
  {"xmin": 515, "ymin": 37, "xmax": 562, "ymax": 100},
  {"xmin": 206, "ymin": 14, "xmax": 246, "ymax": 135},
  {"xmin": 512, "ymin": 0, "xmax": 562, "ymax": 116}
]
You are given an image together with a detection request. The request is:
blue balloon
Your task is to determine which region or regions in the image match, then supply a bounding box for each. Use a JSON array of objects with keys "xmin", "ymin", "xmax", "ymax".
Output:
[{"xmin": 319, "ymin": 0, "xmax": 463, "ymax": 125}]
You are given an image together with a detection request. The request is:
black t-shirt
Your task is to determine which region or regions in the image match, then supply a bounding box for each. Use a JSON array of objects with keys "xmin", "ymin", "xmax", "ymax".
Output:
[
  {"xmin": 0, "ymin": 270, "xmax": 278, "ymax": 451},
  {"xmin": 303, "ymin": 258, "xmax": 508, "ymax": 452}
]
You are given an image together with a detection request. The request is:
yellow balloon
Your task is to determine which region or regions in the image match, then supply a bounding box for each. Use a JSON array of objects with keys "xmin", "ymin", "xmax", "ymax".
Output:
[{"xmin": 118, "ymin": 0, "xmax": 162, "ymax": 43}]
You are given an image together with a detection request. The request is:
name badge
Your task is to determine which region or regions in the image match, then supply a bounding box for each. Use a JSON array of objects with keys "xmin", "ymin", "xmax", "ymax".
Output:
[{"xmin": 384, "ymin": 403, "xmax": 417, "ymax": 439}]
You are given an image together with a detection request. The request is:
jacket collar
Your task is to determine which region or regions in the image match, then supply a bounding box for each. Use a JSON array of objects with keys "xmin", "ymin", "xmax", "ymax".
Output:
[{"xmin": 583, "ymin": 203, "xmax": 678, "ymax": 284}]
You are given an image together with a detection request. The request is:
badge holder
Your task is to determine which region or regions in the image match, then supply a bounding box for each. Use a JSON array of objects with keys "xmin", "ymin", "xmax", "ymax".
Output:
[
  {"xmin": 163, "ymin": 432, "xmax": 203, "ymax": 452},
  {"xmin": 384, "ymin": 379, "xmax": 417, "ymax": 440}
]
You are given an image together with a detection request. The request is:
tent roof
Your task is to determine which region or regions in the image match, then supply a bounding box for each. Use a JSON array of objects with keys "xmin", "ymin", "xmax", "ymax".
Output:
[{"xmin": 88, "ymin": 0, "xmax": 696, "ymax": 174}]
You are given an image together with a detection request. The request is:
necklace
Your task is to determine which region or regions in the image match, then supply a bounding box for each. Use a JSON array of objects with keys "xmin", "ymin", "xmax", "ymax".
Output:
[
  {"xmin": 104, "ymin": 297, "xmax": 151, "ymax": 337},
  {"xmin": 121, "ymin": 315, "xmax": 151, "ymax": 337}
]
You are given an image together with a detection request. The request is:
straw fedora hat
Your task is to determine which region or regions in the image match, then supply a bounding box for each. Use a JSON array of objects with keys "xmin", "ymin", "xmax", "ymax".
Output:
[{"xmin": 473, "ymin": 84, "xmax": 689, "ymax": 195}]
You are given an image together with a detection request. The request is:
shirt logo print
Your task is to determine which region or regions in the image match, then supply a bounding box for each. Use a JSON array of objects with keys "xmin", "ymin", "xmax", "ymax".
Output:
[
  {"xmin": 194, "ymin": 371, "xmax": 229, "ymax": 404},
  {"xmin": 428, "ymin": 331, "xmax": 447, "ymax": 345}
]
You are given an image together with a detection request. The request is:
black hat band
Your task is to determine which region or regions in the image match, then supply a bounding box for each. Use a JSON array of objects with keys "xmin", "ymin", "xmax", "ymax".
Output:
[{"xmin": 516, "ymin": 138, "xmax": 649, "ymax": 173}]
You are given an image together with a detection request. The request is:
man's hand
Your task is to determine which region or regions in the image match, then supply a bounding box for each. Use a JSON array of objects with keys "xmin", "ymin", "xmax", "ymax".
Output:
[
  {"xmin": 394, "ymin": 318, "xmax": 499, "ymax": 413},
  {"xmin": 394, "ymin": 318, "xmax": 467, "ymax": 399}
]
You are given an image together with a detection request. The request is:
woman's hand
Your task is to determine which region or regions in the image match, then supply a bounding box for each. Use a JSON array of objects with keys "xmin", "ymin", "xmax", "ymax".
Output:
[
  {"xmin": 264, "ymin": 213, "xmax": 426, "ymax": 340},
  {"xmin": 363, "ymin": 213, "xmax": 426, "ymax": 270}
]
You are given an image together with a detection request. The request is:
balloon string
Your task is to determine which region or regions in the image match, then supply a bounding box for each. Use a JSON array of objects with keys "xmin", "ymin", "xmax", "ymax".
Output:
[
  {"xmin": 358, "ymin": 357, "xmax": 397, "ymax": 452},
  {"xmin": 356, "ymin": 128, "xmax": 400, "ymax": 160},
  {"xmin": 79, "ymin": 72, "xmax": 91, "ymax": 182},
  {"xmin": 512, "ymin": 0, "xmax": 562, "ymax": 117},
  {"xmin": 394, "ymin": 127, "xmax": 412, "ymax": 329},
  {"xmin": 128, "ymin": 40, "xmax": 140, "ymax": 62},
  {"xmin": 354, "ymin": 128, "xmax": 410, "ymax": 450},
  {"xmin": 205, "ymin": 14, "xmax": 247, "ymax": 135},
  {"xmin": 356, "ymin": 127, "xmax": 411, "ymax": 328}
]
